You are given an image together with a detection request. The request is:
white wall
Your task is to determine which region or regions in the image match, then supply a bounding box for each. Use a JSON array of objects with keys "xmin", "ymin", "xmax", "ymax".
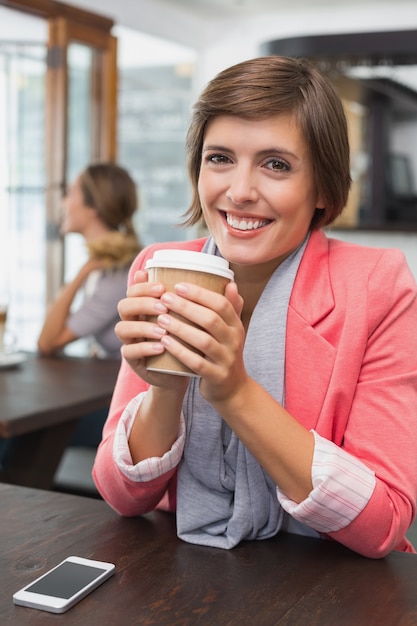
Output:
[
  {"xmin": 65, "ymin": 1, "xmax": 417, "ymax": 62},
  {"xmin": 392, "ymin": 123, "xmax": 417, "ymax": 194},
  {"xmin": 0, "ymin": 7, "xmax": 46, "ymax": 40},
  {"xmin": 330, "ymin": 230, "xmax": 417, "ymax": 281},
  {"xmin": 195, "ymin": 2, "xmax": 417, "ymax": 87}
]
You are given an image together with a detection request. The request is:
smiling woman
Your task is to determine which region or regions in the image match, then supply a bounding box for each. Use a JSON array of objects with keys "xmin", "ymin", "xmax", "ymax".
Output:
[{"xmin": 93, "ymin": 56, "xmax": 417, "ymax": 560}]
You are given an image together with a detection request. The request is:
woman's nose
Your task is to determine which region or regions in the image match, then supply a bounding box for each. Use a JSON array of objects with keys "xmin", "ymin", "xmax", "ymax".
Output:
[{"xmin": 226, "ymin": 170, "xmax": 258, "ymax": 205}]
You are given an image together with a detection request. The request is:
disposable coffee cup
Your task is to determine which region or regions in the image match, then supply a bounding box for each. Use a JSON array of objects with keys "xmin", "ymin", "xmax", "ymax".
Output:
[{"xmin": 145, "ymin": 249, "xmax": 234, "ymax": 376}]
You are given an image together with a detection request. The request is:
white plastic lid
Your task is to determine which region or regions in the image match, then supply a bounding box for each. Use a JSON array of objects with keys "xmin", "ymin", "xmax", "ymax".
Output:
[{"xmin": 145, "ymin": 249, "xmax": 234, "ymax": 280}]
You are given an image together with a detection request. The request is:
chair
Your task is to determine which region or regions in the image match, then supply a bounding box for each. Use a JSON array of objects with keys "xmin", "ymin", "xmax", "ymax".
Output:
[
  {"xmin": 52, "ymin": 408, "xmax": 107, "ymax": 499},
  {"xmin": 53, "ymin": 446, "xmax": 100, "ymax": 497}
]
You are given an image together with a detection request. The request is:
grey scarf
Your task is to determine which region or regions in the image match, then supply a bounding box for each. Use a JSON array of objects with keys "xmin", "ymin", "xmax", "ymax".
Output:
[{"xmin": 177, "ymin": 235, "xmax": 308, "ymax": 549}]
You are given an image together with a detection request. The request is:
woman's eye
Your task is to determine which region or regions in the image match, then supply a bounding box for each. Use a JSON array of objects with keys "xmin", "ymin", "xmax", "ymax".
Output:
[
  {"xmin": 207, "ymin": 154, "xmax": 231, "ymax": 164},
  {"xmin": 265, "ymin": 159, "xmax": 290, "ymax": 172}
]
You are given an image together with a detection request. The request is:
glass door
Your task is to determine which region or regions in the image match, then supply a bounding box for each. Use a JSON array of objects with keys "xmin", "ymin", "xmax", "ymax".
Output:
[
  {"xmin": 46, "ymin": 16, "xmax": 117, "ymax": 305},
  {"xmin": 0, "ymin": 41, "xmax": 47, "ymax": 351},
  {"xmin": 64, "ymin": 42, "xmax": 97, "ymax": 286},
  {"xmin": 0, "ymin": 2, "xmax": 116, "ymax": 352}
]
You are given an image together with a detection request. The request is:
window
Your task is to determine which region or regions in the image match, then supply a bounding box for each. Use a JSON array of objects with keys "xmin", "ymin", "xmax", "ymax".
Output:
[
  {"xmin": 0, "ymin": 2, "xmax": 116, "ymax": 353},
  {"xmin": 116, "ymin": 27, "xmax": 197, "ymax": 246},
  {"xmin": 0, "ymin": 35, "xmax": 47, "ymax": 350}
]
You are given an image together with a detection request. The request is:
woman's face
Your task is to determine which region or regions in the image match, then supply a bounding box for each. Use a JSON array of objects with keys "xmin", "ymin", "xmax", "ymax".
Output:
[
  {"xmin": 60, "ymin": 176, "xmax": 94, "ymax": 235},
  {"xmin": 198, "ymin": 114, "xmax": 323, "ymax": 277}
]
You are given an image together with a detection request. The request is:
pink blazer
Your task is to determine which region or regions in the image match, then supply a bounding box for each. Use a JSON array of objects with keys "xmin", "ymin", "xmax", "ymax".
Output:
[{"xmin": 93, "ymin": 230, "xmax": 417, "ymax": 557}]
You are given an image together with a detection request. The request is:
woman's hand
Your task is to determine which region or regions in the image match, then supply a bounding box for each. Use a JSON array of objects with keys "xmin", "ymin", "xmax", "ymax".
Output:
[
  {"xmin": 37, "ymin": 257, "xmax": 106, "ymax": 355},
  {"xmin": 155, "ymin": 279, "xmax": 315, "ymax": 504},
  {"xmin": 117, "ymin": 270, "xmax": 190, "ymax": 463},
  {"xmin": 115, "ymin": 270, "xmax": 190, "ymax": 393},
  {"xmin": 156, "ymin": 280, "xmax": 247, "ymax": 402},
  {"xmin": 120, "ymin": 273, "xmax": 315, "ymax": 502}
]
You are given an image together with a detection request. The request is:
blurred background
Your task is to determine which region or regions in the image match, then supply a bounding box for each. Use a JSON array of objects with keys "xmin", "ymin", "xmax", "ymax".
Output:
[{"xmin": 1, "ymin": 0, "xmax": 417, "ymax": 353}]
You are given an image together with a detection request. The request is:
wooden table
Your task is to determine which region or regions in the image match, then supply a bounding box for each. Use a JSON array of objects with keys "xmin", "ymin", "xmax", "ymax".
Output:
[
  {"xmin": 0, "ymin": 353, "xmax": 120, "ymax": 489},
  {"xmin": 2, "ymin": 483, "xmax": 417, "ymax": 625}
]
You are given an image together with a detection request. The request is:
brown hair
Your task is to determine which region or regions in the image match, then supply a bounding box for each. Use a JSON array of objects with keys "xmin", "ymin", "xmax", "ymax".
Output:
[
  {"xmin": 79, "ymin": 162, "xmax": 139, "ymax": 237},
  {"xmin": 184, "ymin": 56, "xmax": 351, "ymax": 230}
]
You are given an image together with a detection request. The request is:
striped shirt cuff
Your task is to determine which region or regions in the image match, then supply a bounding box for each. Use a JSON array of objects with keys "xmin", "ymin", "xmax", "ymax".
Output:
[
  {"xmin": 113, "ymin": 391, "xmax": 185, "ymax": 482},
  {"xmin": 277, "ymin": 430, "xmax": 376, "ymax": 533}
]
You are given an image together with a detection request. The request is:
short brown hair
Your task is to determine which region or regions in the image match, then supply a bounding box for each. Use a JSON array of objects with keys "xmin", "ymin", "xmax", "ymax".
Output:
[{"xmin": 184, "ymin": 56, "xmax": 351, "ymax": 230}]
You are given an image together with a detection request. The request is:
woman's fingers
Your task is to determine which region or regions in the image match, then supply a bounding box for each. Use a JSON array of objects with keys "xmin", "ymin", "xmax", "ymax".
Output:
[
  {"xmin": 114, "ymin": 273, "xmax": 196, "ymax": 390},
  {"xmin": 117, "ymin": 296, "xmax": 167, "ymax": 322},
  {"xmin": 115, "ymin": 278, "xmax": 169, "ymax": 358},
  {"xmin": 115, "ymin": 319, "xmax": 165, "ymax": 343},
  {"xmin": 159, "ymin": 283, "xmax": 241, "ymax": 343},
  {"xmin": 152, "ymin": 282, "xmax": 244, "ymax": 378}
]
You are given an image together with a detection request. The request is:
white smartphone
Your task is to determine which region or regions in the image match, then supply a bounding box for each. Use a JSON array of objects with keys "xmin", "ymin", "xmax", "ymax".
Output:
[{"xmin": 13, "ymin": 556, "xmax": 115, "ymax": 614}]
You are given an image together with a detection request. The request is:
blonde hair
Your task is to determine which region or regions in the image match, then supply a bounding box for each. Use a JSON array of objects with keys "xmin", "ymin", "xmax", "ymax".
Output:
[{"xmin": 80, "ymin": 162, "xmax": 142, "ymax": 267}]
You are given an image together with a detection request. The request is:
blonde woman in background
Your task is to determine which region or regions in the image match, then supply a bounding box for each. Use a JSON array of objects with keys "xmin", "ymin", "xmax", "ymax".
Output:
[
  {"xmin": 38, "ymin": 162, "xmax": 141, "ymax": 359},
  {"xmin": 37, "ymin": 162, "xmax": 142, "ymax": 458},
  {"xmin": 1, "ymin": 163, "xmax": 141, "ymax": 474}
]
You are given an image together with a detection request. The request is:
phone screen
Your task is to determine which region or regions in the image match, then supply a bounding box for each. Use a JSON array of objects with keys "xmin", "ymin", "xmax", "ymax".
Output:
[{"xmin": 25, "ymin": 562, "xmax": 106, "ymax": 599}]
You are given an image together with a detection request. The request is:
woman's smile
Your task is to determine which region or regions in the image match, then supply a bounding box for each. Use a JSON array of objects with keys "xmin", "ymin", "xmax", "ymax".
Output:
[{"xmin": 224, "ymin": 211, "xmax": 272, "ymax": 233}]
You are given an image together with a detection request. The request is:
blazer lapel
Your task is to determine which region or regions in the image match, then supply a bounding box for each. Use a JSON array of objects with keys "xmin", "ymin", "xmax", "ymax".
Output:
[{"xmin": 285, "ymin": 231, "xmax": 336, "ymax": 431}]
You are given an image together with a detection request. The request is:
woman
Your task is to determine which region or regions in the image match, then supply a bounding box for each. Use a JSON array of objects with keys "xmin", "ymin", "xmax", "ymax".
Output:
[
  {"xmin": 38, "ymin": 162, "xmax": 141, "ymax": 359},
  {"xmin": 93, "ymin": 57, "xmax": 417, "ymax": 557}
]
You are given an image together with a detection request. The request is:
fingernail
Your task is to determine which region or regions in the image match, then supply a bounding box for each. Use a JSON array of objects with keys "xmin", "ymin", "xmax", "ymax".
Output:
[
  {"xmin": 175, "ymin": 283, "xmax": 188, "ymax": 294},
  {"xmin": 151, "ymin": 284, "xmax": 164, "ymax": 295},
  {"xmin": 158, "ymin": 315, "xmax": 170, "ymax": 327},
  {"xmin": 161, "ymin": 293, "xmax": 174, "ymax": 305}
]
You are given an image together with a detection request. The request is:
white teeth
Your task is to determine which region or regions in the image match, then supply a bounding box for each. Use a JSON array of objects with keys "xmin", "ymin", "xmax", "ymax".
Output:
[{"xmin": 226, "ymin": 214, "xmax": 268, "ymax": 231}]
